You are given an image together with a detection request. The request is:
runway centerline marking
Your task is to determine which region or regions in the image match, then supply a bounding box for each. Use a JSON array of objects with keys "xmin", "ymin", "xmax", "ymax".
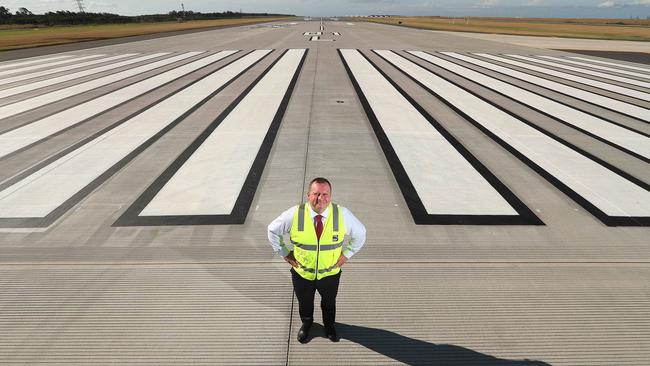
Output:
[
  {"xmin": 0, "ymin": 50, "xmax": 271, "ymax": 228},
  {"xmin": 0, "ymin": 52, "xmax": 195, "ymax": 120},
  {"xmin": 375, "ymin": 49, "xmax": 650, "ymax": 226},
  {"xmin": 442, "ymin": 52, "xmax": 650, "ymax": 122},
  {"xmin": 116, "ymin": 49, "xmax": 307, "ymax": 225},
  {"xmin": 0, "ymin": 54, "xmax": 137, "ymax": 87},
  {"xmin": 408, "ymin": 51, "xmax": 650, "ymax": 161},
  {"xmin": 486, "ymin": 53, "xmax": 650, "ymax": 101},
  {"xmin": 0, "ymin": 50, "xmax": 239, "ymax": 159},
  {"xmin": 340, "ymin": 49, "xmax": 540, "ymax": 225}
]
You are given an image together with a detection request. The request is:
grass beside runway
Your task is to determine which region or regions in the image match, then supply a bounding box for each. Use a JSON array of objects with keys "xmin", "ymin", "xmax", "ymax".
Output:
[
  {"xmin": 0, "ymin": 17, "xmax": 292, "ymax": 51},
  {"xmin": 361, "ymin": 16, "xmax": 650, "ymax": 42}
]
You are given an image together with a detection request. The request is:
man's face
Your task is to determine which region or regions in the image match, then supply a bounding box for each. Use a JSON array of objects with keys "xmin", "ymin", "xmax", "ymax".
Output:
[{"xmin": 307, "ymin": 182, "xmax": 331, "ymax": 214}]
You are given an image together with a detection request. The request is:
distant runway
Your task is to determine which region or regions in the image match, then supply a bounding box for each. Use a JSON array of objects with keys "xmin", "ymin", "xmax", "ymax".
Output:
[{"xmin": 0, "ymin": 20, "xmax": 649, "ymax": 365}]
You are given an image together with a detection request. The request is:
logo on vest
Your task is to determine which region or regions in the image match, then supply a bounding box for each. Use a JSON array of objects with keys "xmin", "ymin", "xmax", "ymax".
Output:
[{"xmin": 332, "ymin": 235, "xmax": 338, "ymax": 241}]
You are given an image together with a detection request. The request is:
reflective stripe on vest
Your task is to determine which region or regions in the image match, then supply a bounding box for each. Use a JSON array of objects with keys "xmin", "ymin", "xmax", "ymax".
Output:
[{"xmin": 290, "ymin": 202, "xmax": 346, "ymax": 280}]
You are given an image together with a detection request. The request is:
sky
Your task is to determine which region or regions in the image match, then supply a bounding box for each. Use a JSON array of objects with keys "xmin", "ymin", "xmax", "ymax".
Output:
[{"xmin": 2, "ymin": 0, "xmax": 650, "ymax": 18}]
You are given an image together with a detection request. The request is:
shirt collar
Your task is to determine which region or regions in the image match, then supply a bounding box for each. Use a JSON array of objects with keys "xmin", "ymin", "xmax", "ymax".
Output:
[{"xmin": 309, "ymin": 205, "xmax": 329, "ymax": 220}]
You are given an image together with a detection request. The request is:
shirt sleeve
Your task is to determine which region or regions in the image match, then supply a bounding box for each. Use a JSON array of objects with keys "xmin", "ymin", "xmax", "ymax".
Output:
[
  {"xmin": 341, "ymin": 207, "xmax": 366, "ymax": 259},
  {"xmin": 267, "ymin": 206, "xmax": 296, "ymax": 258}
]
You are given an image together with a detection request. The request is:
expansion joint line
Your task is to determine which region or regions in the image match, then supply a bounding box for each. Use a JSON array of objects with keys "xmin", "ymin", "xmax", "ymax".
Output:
[
  {"xmin": 285, "ymin": 286, "xmax": 295, "ymax": 365},
  {"xmin": 288, "ymin": 47, "xmax": 318, "ymax": 365},
  {"xmin": 300, "ymin": 47, "xmax": 319, "ymax": 202}
]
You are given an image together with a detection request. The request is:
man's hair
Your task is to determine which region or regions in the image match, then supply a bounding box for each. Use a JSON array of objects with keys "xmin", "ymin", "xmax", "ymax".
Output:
[{"xmin": 309, "ymin": 177, "xmax": 331, "ymax": 191}]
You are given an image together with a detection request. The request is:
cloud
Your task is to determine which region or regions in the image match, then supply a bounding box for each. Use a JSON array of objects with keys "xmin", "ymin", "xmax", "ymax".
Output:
[
  {"xmin": 522, "ymin": 0, "xmax": 545, "ymax": 5},
  {"xmin": 599, "ymin": 0, "xmax": 650, "ymax": 5},
  {"xmin": 475, "ymin": 0, "xmax": 500, "ymax": 7},
  {"xmin": 598, "ymin": 0, "xmax": 617, "ymax": 7}
]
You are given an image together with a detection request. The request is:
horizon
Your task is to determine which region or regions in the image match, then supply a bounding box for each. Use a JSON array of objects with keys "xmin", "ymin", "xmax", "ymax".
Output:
[{"xmin": 1, "ymin": 1, "xmax": 649, "ymax": 19}]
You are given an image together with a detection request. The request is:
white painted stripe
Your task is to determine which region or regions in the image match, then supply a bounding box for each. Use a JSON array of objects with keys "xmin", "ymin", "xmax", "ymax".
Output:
[
  {"xmin": 141, "ymin": 49, "xmax": 304, "ymax": 216},
  {"xmin": 0, "ymin": 52, "xmax": 191, "ymax": 120},
  {"xmin": 0, "ymin": 52, "xmax": 170, "ymax": 101},
  {"xmin": 340, "ymin": 49, "xmax": 517, "ymax": 216},
  {"xmin": 310, "ymin": 36, "xmax": 319, "ymax": 41},
  {"xmin": 0, "ymin": 50, "xmax": 271, "ymax": 218},
  {"xmin": 494, "ymin": 54, "xmax": 650, "ymax": 100},
  {"xmin": 0, "ymin": 54, "xmax": 104, "ymax": 78},
  {"xmin": 0, "ymin": 54, "xmax": 137, "ymax": 86},
  {"xmin": 510, "ymin": 54, "xmax": 650, "ymax": 91},
  {"xmin": 0, "ymin": 50, "xmax": 239, "ymax": 159},
  {"xmin": 569, "ymin": 56, "xmax": 650, "ymax": 73},
  {"xmin": 377, "ymin": 49, "xmax": 650, "ymax": 217},
  {"xmin": 442, "ymin": 52, "xmax": 650, "ymax": 122},
  {"xmin": 540, "ymin": 55, "xmax": 650, "ymax": 80},
  {"xmin": 0, "ymin": 55, "xmax": 72, "ymax": 71},
  {"xmin": 408, "ymin": 51, "xmax": 650, "ymax": 159}
]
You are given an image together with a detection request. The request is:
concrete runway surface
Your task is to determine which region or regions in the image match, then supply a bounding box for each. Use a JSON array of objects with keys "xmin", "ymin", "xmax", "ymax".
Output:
[{"xmin": 1, "ymin": 19, "xmax": 649, "ymax": 365}]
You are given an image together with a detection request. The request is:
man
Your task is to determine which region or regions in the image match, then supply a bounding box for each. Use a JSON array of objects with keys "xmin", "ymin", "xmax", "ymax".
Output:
[{"xmin": 267, "ymin": 177, "xmax": 366, "ymax": 343}]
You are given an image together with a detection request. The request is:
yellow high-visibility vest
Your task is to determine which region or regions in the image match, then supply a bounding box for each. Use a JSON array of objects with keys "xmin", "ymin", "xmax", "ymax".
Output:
[{"xmin": 290, "ymin": 202, "xmax": 346, "ymax": 280}]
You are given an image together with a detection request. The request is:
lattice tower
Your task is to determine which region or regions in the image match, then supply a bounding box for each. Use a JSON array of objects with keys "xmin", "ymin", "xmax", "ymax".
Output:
[{"xmin": 75, "ymin": 0, "xmax": 85, "ymax": 13}]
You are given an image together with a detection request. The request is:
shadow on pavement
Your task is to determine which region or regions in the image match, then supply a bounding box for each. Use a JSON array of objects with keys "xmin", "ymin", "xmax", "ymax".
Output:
[{"xmin": 326, "ymin": 323, "xmax": 552, "ymax": 366}]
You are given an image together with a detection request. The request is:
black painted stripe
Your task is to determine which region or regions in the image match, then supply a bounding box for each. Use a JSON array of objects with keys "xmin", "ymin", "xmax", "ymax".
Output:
[
  {"xmin": 464, "ymin": 53, "xmax": 650, "ymax": 121},
  {"xmin": 376, "ymin": 50, "xmax": 650, "ymax": 227},
  {"xmin": 113, "ymin": 49, "xmax": 308, "ymax": 226},
  {"xmin": 0, "ymin": 50, "xmax": 270, "ymax": 229},
  {"xmin": 0, "ymin": 51, "xmax": 243, "ymax": 162},
  {"xmin": 339, "ymin": 49, "xmax": 542, "ymax": 226},
  {"xmin": 408, "ymin": 51, "xmax": 650, "ymax": 164}
]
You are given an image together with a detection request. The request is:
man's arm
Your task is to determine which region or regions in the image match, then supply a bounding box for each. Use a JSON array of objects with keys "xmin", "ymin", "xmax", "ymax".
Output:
[
  {"xmin": 341, "ymin": 207, "xmax": 366, "ymax": 260},
  {"xmin": 267, "ymin": 206, "xmax": 296, "ymax": 258}
]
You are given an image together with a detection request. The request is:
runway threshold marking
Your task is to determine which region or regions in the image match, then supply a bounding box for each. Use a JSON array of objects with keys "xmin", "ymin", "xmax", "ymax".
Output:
[
  {"xmin": 0, "ymin": 54, "xmax": 137, "ymax": 87},
  {"xmin": 115, "ymin": 49, "xmax": 307, "ymax": 226},
  {"xmin": 539, "ymin": 55, "xmax": 650, "ymax": 80},
  {"xmin": 340, "ymin": 49, "xmax": 541, "ymax": 225},
  {"xmin": 0, "ymin": 52, "xmax": 193, "ymax": 120},
  {"xmin": 0, "ymin": 54, "xmax": 104, "ymax": 78},
  {"xmin": 375, "ymin": 50, "xmax": 650, "ymax": 226},
  {"xmin": 0, "ymin": 55, "xmax": 72, "ymax": 71},
  {"xmin": 0, "ymin": 52, "xmax": 167, "ymax": 100},
  {"xmin": 510, "ymin": 54, "xmax": 650, "ymax": 90},
  {"xmin": 568, "ymin": 56, "xmax": 650, "ymax": 73},
  {"xmin": 0, "ymin": 50, "xmax": 239, "ymax": 159},
  {"xmin": 407, "ymin": 51, "xmax": 650, "ymax": 162},
  {"xmin": 442, "ymin": 52, "xmax": 650, "ymax": 122},
  {"xmin": 0, "ymin": 50, "xmax": 271, "ymax": 228},
  {"xmin": 484, "ymin": 53, "xmax": 650, "ymax": 101}
]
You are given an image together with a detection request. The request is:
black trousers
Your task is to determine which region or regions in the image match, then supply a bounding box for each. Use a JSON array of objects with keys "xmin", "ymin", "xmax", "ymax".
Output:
[{"xmin": 291, "ymin": 268, "xmax": 341, "ymax": 326}]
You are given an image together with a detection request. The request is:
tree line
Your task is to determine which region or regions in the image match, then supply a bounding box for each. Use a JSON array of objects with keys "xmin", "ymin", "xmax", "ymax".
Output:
[{"xmin": 0, "ymin": 6, "xmax": 291, "ymax": 26}]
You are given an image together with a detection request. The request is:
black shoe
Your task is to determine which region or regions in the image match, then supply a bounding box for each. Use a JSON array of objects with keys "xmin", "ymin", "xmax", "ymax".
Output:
[
  {"xmin": 297, "ymin": 323, "xmax": 311, "ymax": 344},
  {"xmin": 325, "ymin": 324, "xmax": 339, "ymax": 342}
]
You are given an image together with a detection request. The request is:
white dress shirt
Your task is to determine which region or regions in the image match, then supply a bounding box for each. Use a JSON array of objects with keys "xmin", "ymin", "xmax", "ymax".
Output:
[{"xmin": 267, "ymin": 203, "xmax": 366, "ymax": 259}]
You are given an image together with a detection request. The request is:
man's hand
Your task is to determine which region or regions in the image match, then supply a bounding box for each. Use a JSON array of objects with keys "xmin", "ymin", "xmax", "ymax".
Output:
[
  {"xmin": 335, "ymin": 255, "xmax": 348, "ymax": 268},
  {"xmin": 284, "ymin": 251, "xmax": 299, "ymax": 268}
]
